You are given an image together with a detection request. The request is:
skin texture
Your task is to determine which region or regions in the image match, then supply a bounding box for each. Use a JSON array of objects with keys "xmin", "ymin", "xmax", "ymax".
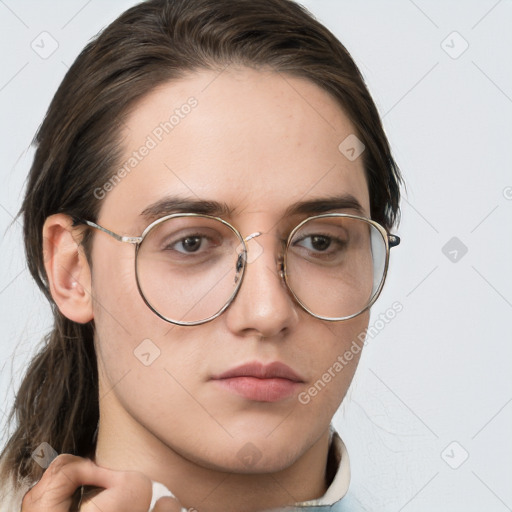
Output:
[{"xmin": 40, "ymin": 68, "xmax": 371, "ymax": 512}]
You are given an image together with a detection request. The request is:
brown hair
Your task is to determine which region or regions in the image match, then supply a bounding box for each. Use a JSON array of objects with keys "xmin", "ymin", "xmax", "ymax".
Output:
[{"xmin": 1, "ymin": 0, "xmax": 402, "ymax": 495}]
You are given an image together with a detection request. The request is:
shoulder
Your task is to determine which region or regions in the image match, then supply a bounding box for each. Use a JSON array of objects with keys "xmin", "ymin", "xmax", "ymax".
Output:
[
  {"xmin": 0, "ymin": 485, "xmax": 27, "ymax": 512},
  {"xmin": 0, "ymin": 460, "xmax": 30, "ymax": 512}
]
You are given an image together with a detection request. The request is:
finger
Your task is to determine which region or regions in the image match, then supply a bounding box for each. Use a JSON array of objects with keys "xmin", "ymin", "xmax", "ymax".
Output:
[
  {"xmin": 152, "ymin": 496, "xmax": 184, "ymax": 512},
  {"xmin": 48, "ymin": 455, "xmax": 118, "ymax": 489},
  {"xmin": 79, "ymin": 470, "xmax": 152, "ymax": 512},
  {"xmin": 22, "ymin": 455, "xmax": 84, "ymax": 510},
  {"xmin": 22, "ymin": 455, "xmax": 117, "ymax": 510}
]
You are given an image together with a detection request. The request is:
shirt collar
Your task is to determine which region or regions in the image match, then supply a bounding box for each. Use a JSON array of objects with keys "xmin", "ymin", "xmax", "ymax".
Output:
[{"xmin": 293, "ymin": 424, "xmax": 350, "ymax": 508}]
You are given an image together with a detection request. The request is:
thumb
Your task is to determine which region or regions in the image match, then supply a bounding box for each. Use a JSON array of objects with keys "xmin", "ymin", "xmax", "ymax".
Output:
[{"xmin": 152, "ymin": 496, "xmax": 185, "ymax": 512}]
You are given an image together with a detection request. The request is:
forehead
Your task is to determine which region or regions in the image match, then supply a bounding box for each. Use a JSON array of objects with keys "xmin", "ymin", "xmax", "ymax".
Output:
[{"xmin": 99, "ymin": 67, "xmax": 370, "ymax": 229}]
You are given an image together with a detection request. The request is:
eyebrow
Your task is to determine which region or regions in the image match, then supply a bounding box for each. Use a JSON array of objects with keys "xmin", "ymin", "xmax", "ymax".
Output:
[
  {"xmin": 140, "ymin": 194, "xmax": 367, "ymax": 222},
  {"xmin": 283, "ymin": 194, "xmax": 366, "ymax": 217},
  {"xmin": 141, "ymin": 197, "xmax": 232, "ymax": 221}
]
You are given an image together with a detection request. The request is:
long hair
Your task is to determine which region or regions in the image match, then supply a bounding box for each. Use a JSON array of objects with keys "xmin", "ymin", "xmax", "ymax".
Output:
[{"xmin": 0, "ymin": 0, "xmax": 402, "ymax": 497}]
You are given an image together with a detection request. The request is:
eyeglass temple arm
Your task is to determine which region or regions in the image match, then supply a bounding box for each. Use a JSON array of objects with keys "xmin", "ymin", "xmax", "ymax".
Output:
[
  {"xmin": 388, "ymin": 234, "xmax": 400, "ymax": 248},
  {"xmin": 72, "ymin": 217, "xmax": 142, "ymax": 244},
  {"xmin": 71, "ymin": 217, "xmax": 400, "ymax": 248}
]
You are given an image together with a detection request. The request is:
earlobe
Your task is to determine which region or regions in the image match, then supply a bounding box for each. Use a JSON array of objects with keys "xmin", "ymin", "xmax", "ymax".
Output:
[{"xmin": 42, "ymin": 214, "xmax": 94, "ymax": 324}]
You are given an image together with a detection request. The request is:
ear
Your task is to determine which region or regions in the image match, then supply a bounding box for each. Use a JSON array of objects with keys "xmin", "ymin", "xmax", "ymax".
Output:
[{"xmin": 42, "ymin": 214, "xmax": 94, "ymax": 323}]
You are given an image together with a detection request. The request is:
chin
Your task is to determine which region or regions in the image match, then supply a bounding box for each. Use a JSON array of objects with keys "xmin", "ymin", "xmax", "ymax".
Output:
[
  {"xmin": 170, "ymin": 430, "xmax": 305, "ymax": 474},
  {"xmin": 206, "ymin": 445, "xmax": 303, "ymax": 474}
]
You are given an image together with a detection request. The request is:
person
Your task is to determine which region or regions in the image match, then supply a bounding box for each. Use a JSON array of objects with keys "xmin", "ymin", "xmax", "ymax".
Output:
[{"xmin": 0, "ymin": 0, "xmax": 402, "ymax": 510}]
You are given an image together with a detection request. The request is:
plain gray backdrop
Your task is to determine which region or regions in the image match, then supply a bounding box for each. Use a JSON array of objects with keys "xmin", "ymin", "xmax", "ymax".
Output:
[{"xmin": 1, "ymin": 1, "xmax": 511, "ymax": 510}]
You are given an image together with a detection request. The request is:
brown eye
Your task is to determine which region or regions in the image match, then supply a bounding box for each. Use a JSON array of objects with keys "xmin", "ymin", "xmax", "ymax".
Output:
[
  {"xmin": 309, "ymin": 235, "xmax": 331, "ymax": 251},
  {"xmin": 177, "ymin": 236, "xmax": 203, "ymax": 253}
]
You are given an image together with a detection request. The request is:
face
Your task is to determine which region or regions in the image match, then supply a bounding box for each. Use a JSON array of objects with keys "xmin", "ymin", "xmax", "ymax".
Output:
[{"xmin": 89, "ymin": 67, "xmax": 370, "ymax": 473}]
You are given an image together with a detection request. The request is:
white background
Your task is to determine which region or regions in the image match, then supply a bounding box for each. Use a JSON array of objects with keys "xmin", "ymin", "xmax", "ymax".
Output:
[{"xmin": 1, "ymin": 1, "xmax": 511, "ymax": 510}]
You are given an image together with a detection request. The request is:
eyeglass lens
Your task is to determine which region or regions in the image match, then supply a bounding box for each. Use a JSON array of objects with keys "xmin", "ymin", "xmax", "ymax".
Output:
[{"xmin": 135, "ymin": 215, "xmax": 387, "ymax": 324}]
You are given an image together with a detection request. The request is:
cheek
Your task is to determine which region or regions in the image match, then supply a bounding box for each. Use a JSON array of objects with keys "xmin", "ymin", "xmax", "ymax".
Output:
[
  {"xmin": 89, "ymin": 241, "xmax": 173, "ymax": 380},
  {"xmin": 297, "ymin": 312, "xmax": 369, "ymax": 415},
  {"xmin": 90, "ymin": 238, "xmax": 163, "ymax": 332},
  {"xmin": 89, "ymin": 240, "xmax": 211, "ymax": 424},
  {"xmin": 90, "ymin": 240, "xmax": 135, "ymax": 308}
]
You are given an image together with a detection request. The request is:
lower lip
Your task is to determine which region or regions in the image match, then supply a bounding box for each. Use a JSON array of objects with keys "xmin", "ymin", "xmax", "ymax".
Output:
[{"xmin": 212, "ymin": 377, "xmax": 301, "ymax": 402}]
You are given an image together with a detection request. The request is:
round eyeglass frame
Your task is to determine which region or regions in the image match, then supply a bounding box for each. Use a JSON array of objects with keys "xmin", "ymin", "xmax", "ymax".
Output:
[{"xmin": 74, "ymin": 213, "xmax": 400, "ymax": 326}]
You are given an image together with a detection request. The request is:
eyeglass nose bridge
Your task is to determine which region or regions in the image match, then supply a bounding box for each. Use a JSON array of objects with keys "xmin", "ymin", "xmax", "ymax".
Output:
[
  {"xmin": 243, "ymin": 231, "xmax": 262, "ymax": 243},
  {"xmin": 236, "ymin": 230, "xmax": 286, "ymax": 282},
  {"xmin": 238, "ymin": 231, "xmax": 265, "ymax": 265},
  {"xmin": 234, "ymin": 231, "xmax": 263, "ymax": 283}
]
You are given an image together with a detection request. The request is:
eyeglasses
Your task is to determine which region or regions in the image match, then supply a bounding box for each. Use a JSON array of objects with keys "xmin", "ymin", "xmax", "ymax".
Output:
[{"xmin": 73, "ymin": 213, "xmax": 400, "ymax": 326}]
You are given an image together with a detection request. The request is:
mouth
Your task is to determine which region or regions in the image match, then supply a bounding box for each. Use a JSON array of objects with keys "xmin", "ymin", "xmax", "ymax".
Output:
[{"xmin": 210, "ymin": 361, "xmax": 305, "ymax": 403}]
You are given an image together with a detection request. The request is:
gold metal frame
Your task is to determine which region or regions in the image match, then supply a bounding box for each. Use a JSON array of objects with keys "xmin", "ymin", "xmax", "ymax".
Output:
[
  {"xmin": 75, "ymin": 213, "xmax": 400, "ymax": 326},
  {"xmin": 283, "ymin": 213, "xmax": 399, "ymax": 322}
]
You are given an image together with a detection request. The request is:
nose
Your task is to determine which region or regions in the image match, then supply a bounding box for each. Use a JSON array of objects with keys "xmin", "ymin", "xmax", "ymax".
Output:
[{"xmin": 224, "ymin": 233, "xmax": 300, "ymax": 338}]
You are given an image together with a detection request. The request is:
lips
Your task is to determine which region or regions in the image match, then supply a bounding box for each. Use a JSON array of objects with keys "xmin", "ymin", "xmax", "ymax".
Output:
[{"xmin": 211, "ymin": 361, "xmax": 305, "ymax": 402}]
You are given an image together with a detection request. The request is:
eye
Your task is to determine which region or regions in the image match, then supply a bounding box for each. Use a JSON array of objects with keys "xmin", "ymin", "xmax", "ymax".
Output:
[
  {"xmin": 174, "ymin": 235, "xmax": 204, "ymax": 253},
  {"xmin": 297, "ymin": 234, "xmax": 332, "ymax": 252},
  {"xmin": 289, "ymin": 228, "xmax": 349, "ymax": 265},
  {"xmin": 166, "ymin": 232, "xmax": 220, "ymax": 255}
]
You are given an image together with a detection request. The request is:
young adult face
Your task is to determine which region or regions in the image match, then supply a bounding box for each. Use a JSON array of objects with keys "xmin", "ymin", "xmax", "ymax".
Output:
[{"xmin": 50, "ymin": 67, "xmax": 371, "ymax": 491}]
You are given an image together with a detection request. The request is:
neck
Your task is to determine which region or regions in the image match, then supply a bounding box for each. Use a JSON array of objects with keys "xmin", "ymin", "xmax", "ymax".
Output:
[{"xmin": 94, "ymin": 399, "xmax": 331, "ymax": 512}]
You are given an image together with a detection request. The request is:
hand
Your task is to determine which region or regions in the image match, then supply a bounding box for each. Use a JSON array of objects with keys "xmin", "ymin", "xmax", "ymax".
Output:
[{"xmin": 21, "ymin": 454, "xmax": 182, "ymax": 512}]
